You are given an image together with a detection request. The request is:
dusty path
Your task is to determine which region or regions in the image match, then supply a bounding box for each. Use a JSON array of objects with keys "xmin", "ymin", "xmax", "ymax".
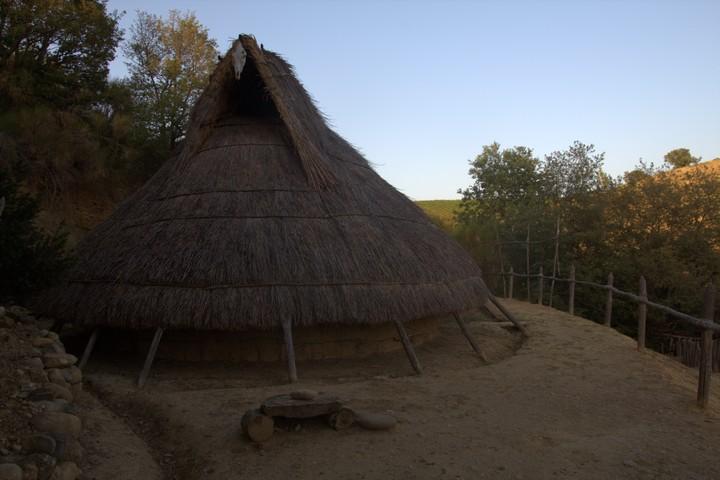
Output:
[{"xmin": 81, "ymin": 301, "xmax": 720, "ymax": 479}]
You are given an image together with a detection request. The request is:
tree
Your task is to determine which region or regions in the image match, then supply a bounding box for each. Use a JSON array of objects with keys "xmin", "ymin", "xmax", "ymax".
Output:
[
  {"xmin": 0, "ymin": 0, "xmax": 122, "ymax": 109},
  {"xmin": 664, "ymin": 148, "xmax": 700, "ymax": 169},
  {"xmin": 125, "ymin": 10, "xmax": 218, "ymax": 149},
  {"xmin": 542, "ymin": 141, "xmax": 608, "ymax": 200},
  {"xmin": 458, "ymin": 142, "xmax": 543, "ymax": 225}
]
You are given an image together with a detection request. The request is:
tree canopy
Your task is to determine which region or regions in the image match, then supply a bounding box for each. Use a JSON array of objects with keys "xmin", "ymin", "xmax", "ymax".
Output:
[
  {"xmin": 664, "ymin": 148, "xmax": 700, "ymax": 169},
  {"xmin": 454, "ymin": 141, "xmax": 720, "ymax": 338},
  {"xmin": 124, "ymin": 10, "xmax": 218, "ymax": 149},
  {"xmin": 0, "ymin": 0, "xmax": 122, "ymax": 109}
]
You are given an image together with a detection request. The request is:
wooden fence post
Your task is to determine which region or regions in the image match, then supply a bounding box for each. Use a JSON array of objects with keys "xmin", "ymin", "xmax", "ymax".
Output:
[
  {"xmin": 526, "ymin": 225, "xmax": 531, "ymax": 302},
  {"xmin": 569, "ymin": 264, "xmax": 576, "ymax": 316},
  {"xmin": 508, "ymin": 267, "xmax": 514, "ymax": 299},
  {"xmin": 637, "ymin": 276, "xmax": 647, "ymax": 351},
  {"xmin": 697, "ymin": 283, "xmax": 716, "ymax": 409},
  {"xmin": 604, "ymin": 272, "xmax": 614, "ymax": 327},
  {"xmin": 549, "ymin": 217, "xmax": 560, "ymax": 307},
  {"xmin": 538, "ymin": 266, "xmax": 544, "ymax": 305}
]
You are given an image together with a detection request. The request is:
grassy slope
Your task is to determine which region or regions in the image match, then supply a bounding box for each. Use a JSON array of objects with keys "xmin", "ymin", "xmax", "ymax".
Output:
[{"xmin": 415, "ymin": 199, "xmax": 461, "ymax": 230}]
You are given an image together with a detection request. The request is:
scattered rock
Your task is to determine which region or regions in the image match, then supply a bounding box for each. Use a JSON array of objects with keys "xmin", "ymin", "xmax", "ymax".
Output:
[
  {"xmin": 328, "ymin": 407, "xmax": 354, "ymax": 430},
  {"xmin": 0, "ymin": 464, "xmax": 22, "ymax": 480},
  {"xmin": 22, "ymin": 435, "xmax": 56, "ymax": 456},
  {"xmin": 0, "ymin": 317, "xmax": 14, "ymax": 329},
  {"xmin": 353, "ymin": 411, "xmax": 397, "ymax": 431},
  {"xmin": 50, "ymin": 461, "xmax": 80, "ymax": 480},
  {"xmin": 241, "ymin": 409, "xmax": 274, "ymax": 443},
  {"xmin": 41, "ymin": 355, "xmax": 77, "ymax": 369},
  {"xmin": 30, "ymin": 413, "xmax": 81, "ymax": 438}
]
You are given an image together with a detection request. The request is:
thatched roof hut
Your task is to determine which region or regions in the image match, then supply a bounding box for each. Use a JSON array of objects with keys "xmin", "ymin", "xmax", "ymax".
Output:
[{"xmin": 37, "ymin": 36, "xmax": 498, "ymax": 380}]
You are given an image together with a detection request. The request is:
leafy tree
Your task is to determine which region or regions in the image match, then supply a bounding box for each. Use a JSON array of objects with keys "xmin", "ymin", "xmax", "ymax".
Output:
[
  {"xmin": 125, "ymin": 10, "xmax": 218, "ymax": 149},
  {"xmin": 0, "ymin": 0, "xmax": 122, "ymax": 109},
  {"xmin": 664, "ymin": 148, "xmax": 700, "ymax": 169},
  {"xmin": 542, "ymin": 141, "xmax": 608, "ymax": 200},
  {"xmin": 458, "ymin": 142, "xmax": 543, "ymax": 225},
  {"xmin": 0, "ymin": 169, "xmax": 71, "ymax": 302}
]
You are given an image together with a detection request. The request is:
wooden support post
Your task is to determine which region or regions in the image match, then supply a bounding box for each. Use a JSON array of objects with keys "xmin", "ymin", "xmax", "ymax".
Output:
[
  {"xmin": 508, "ymin": 267, "xmax": 514, "ymax": 299},
  {"xmin": 394, "ymin": 319, "xmax": 423, "ymax": 374},
  {"xmin": 604, "ymin": 272, "xmax": 614, "ymax": 327},
  {"xmin": 697, "ymin": 283, "xmax": 716, "ymax": 409},
  {"xmin": 637, "ymin": 276, "xmax": 647, "ymax": 351},
  {"xmin": 526, "ymin": 225, "xmax": 531, "ymax": 302},
  {"xmin": 453, "ymin": 313, "xmax": 489, "ymax": 362},
  {"xmin": 495, "ymin": 225, "xmax": 507, "ymax": 298},
  {"xmin": 281, "ymin": 318, "xmax": 298, "ymax": 383},
  {"xmin": 78, "ymin": 328, "xmax": 100, "ymax": 370},
  {"xmin": 538, "ymin": 266, "xmax": 544, "ymax": 305},
  {"xmin": 137, "ymin": 327, "xmax": 164, "ymax": 388},
  {"xmin": 488, "ymin": 294, "xmax": 528, "ymax": 336},
  {"xmin": 549, "ymin": 217, "xmax": 560, "ymax": 307},
  {"xmin": 569, "ymin": 264, "xmax": 576, "ymax": 316}
]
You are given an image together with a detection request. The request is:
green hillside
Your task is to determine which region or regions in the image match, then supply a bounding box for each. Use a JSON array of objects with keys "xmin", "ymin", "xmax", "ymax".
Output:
[{"xmin": 415, "ymin": 200, "xmax": 462, "ymax": 230}]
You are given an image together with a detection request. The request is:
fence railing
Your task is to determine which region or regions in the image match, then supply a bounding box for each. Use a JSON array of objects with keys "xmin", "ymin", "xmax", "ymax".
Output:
[{"xmin": 498, "ymin": 266, "xmax": 718, "ymax": 409}]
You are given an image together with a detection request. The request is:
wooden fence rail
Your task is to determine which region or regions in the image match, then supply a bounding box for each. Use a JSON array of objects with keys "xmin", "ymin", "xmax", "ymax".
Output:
[{"xmin": 495, "ymin": 267, "xmax": 717, "ymax": 409}]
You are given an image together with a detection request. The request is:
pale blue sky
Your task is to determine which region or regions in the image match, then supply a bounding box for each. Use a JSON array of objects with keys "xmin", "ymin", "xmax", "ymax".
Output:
[{"xmin": 107, "ymin": 0, "xmax": 720, "ymax": 199}]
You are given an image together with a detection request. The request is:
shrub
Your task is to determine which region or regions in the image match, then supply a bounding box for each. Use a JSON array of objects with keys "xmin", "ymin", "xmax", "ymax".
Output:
[{"xmin": 0, "ymin": 169, "xmax": 71, "ymax": 302}]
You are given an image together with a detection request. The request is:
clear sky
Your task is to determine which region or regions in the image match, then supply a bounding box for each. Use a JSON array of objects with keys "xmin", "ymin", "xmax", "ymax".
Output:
[{"xmin": 106, "ymin": 0, "xmax": 720, "ymax": 200}]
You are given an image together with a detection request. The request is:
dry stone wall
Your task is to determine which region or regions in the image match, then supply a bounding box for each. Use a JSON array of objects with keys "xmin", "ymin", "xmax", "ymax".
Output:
[{"xmin": 0, "ymin": 306, "xmax": 84, "ymax": 480}]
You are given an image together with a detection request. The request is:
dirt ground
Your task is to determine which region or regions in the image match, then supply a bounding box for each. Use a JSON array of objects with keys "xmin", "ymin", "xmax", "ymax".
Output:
[{"xmin": 75, "ymin": 301, "xmax": 720, "ymax": 480}]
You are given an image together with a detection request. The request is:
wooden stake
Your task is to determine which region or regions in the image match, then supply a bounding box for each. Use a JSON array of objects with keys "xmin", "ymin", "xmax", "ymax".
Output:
[
  {"xmin": 508, "ymin": 267, "xmax": 514, "ymax": 299},
  {"xmin": 604, "ymin": 272, "xmax": 614, "ymax": 327},
  {"xmin": 697, "ymin": 283, "xmax": 715, "ymax": 409},
  {"xmin": 637, "ymin": 276, "xmax": 647, "ymax": 351},
  {"xmin": 453, "ymin": 313, "xmax": 489, "ymax": 362},
  {"xmin": 526, "ymin": 225, "xmax": 531, "ymax": 302},
  {"xmin": 137, "ymin": 327, "xmax": 164, "ymax": 388},
  {"xmin": 78, "ymin": 328, "xmax": 100, "ymax": 370},
  {"xmin": 495, "ymin": 224, "xmax": 507, "ymax": 298},
  {"xmin": 549, "ymin": 217, "xmax": 560, "ymax": 307},
  {"xmin": 281, "ymin": 318, "xmax": 298, "ymax": 383},
  {"xmin": 488, "ymin": 294, "xmax": 528, "ymax": 336},
  {"xmin": 569, "ymin": 264, "xmax": 576, "ymax": 316},
  {"xmin": 538, "ymin": 266, "xmax": 544, "ymax": 305},
  {"xmin": 394, "ymin": 319, "xmax": 422, "ymax": 374}
]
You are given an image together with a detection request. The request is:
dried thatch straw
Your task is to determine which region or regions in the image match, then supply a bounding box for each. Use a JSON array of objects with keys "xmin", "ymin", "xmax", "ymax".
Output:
[{"xmin": 35, "ymin": 35, "xmax": 488, "ymax": 331}]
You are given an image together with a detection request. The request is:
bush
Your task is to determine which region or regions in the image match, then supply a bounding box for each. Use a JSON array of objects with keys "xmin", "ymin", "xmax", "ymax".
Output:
[{"xmin": 0, "ymin": 169, "xmax": 71, "ymax": 302}]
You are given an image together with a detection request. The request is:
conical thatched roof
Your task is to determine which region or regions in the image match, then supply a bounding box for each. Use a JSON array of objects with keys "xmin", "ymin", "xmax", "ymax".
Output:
[{"xmin": 38, "ymin": 35, "xmax": 488, "ymax": 331}]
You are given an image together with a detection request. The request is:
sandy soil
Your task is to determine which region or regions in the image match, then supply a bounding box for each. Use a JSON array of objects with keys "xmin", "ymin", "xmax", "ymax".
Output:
[{"xmin": 77, "ymin": 301, "xmax": 720, "ymax": 480}]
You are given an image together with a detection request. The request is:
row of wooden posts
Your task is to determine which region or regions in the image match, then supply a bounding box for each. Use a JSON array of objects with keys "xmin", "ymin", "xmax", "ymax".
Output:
[{"xmin": 501, "ymin": 266, "xmax": 718, "ymax": 409}]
